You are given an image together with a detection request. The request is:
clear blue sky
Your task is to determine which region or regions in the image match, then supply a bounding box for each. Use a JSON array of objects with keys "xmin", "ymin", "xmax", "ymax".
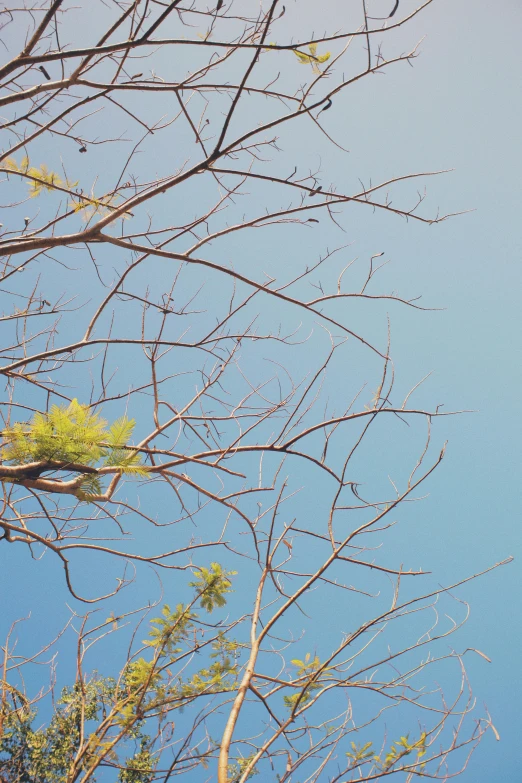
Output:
[
  {"xmin": 324, "ymin": 2, "xmax": 522, "ymax": 777},
  {"xmin": 1, "ymin": 1, "xmax": 520, "ymax": 779}
]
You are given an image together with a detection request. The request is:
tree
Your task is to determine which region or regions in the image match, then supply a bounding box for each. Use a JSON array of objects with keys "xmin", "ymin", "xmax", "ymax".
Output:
[{"xmin": 0, "ymin": 1, "xmax": 509, "ymax": 781}]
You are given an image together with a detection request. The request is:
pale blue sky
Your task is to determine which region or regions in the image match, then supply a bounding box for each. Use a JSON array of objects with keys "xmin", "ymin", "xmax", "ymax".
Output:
[{"xmin": 324, "ymin": 2, "xmax": 522, "ymax": 777}]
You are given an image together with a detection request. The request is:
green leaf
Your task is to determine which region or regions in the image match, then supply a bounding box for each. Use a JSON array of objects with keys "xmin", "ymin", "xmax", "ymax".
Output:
[
  {"xmin": 189, "ymin": 563, "xmax": 236, "ymax": 613},
  {"xmin": 106, "ymin": 417, "xmax": 135, "ymax": 448},
  {"xmin": 293, "ymin": 44, "xmax": 331, "ymax": 73},
  {"xmin": 144, "ymin": 603, "xmax": 196, "ymax": 654},
  {"xmin": 2, "ymin": 401, "xmax": 146, "ymax": 497}
]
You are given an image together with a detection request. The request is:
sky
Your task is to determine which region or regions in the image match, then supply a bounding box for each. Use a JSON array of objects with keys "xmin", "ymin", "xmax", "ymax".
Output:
[
  {"xmin": 321, "ymin": 2, "xmax": 522, "ymax": 778},
  {"xmin": 1, "ymin": 1, "xmax": 521, "ymax": 780}
]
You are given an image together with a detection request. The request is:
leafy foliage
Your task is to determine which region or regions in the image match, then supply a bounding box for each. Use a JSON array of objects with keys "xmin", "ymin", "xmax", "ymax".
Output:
[
  {"xmin": 70, "ymin": 191, "xmax": 129, "ymax": 221},
  {"xmin": 3, "ymin": 156, "xmax": 127, "ymax": 220},
  {"xmin": 0, "ymin": 676, "xmax": 117, "ymax": 782},
  {"xmin": 378, "ymin": 733, "xmax": 427, "ymax": 772},
  {"xmin": 293, "ymin": 43, "xmax": 331, "ymax": 73},
  {"xmin": 4, "ymin": 156, "xmax": 77, "ymax": 197},
  {"xmin": 119, "ymin": 741, "xmax": 156, "ymax": 783},
  {"xmin": 182, "ymin": 636, "xmax": 239, "ymax": 698},
  {"xmin": 1, "ymin": 400, "xmax": 146, "ymax": 495},
  {"xmin": 188, "ymin": 562, "xmax": 237, "ymax": 613},
  {"xmin": 0, "ymin": 565, "xmax": 239, "ymax": 780},
  {"xmin": 346, "ymin": 733, "xmax": 428, "ymax": 773},
  {"xmin": 346, "ymin": 740, "xmax": 375, "ymax": 765},
  {"xmin": 283, "ymin": 653, "xmax": 330, "ymax": 711},
  {"xmin": 227, "ymin": 753, "xmax": 259, "ymax": 781},
  {"xmin": 143, "ymin": 603, "xmax": 196, "ymax": 655}
]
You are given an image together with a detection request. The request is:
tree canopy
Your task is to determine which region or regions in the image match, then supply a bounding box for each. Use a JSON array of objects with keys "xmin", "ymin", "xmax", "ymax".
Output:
[{"xmin": 0, "ymin": 2, "xmax": 509, "ymax": 782}]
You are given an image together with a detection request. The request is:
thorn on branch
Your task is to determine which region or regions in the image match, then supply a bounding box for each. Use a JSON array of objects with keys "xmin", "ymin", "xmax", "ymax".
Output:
[{"xmin": 318, "ymin": 99, "xmax": 333, "ymax": 115}]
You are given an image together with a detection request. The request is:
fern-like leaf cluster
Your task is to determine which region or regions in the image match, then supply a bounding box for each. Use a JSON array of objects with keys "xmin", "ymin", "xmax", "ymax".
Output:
[
  {"xmin": 4, "ymin": 155, "xmax": 78, "ymax": 197},
  {"xmin": 1, "ymin": 400, "xmax": 147, "ymax": 495}
]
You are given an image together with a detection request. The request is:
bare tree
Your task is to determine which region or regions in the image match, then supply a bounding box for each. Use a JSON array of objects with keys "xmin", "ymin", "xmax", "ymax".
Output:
[{"xmin": 0, "ymin": 1, "xmax": 509, "ymax": 781}]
